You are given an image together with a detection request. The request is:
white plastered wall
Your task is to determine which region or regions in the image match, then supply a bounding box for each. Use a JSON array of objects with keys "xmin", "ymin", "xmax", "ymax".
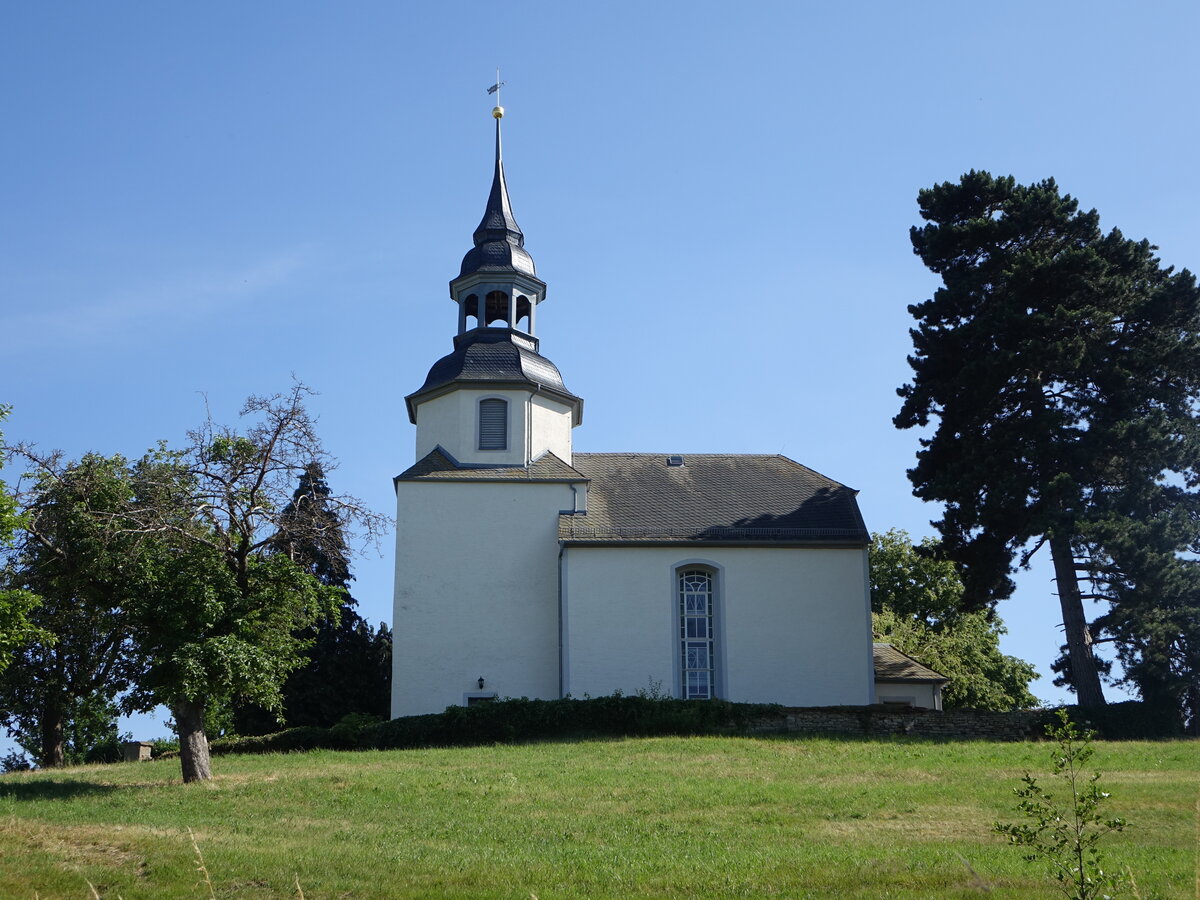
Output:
[
  {"xmin": 529, "ymin": 394, "xmax": 573, "ymax": 462},
  {"xmin": 414, "ymin": 388, "xmax": 573, "ymax": 466},
  {"xmin": 562, "ymin": 545, "xmax": 873, "ymax": 706},
  {"xmin": 392, "ymin": 479, "xmax": 576, "ymax": 717},
  {"xmin": 875, "ymin": 681, "xmax": 942, "ymax": 710}
]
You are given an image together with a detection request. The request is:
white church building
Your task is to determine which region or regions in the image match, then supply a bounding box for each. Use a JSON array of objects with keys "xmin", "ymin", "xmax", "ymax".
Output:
[{"xmin": 391, "ymin": 109, "xmax": 940, "ymax": 718}]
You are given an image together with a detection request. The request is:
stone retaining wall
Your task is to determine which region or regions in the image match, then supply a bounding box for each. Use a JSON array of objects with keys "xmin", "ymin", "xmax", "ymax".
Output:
[{"xmin": 747, "ymin": 705, "xmax": 1050, "ymax": 741}]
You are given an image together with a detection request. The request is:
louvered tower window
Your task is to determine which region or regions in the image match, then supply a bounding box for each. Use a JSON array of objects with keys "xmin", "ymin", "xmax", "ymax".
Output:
[{"xmin": 478, "ymin": 398, "xmax": 508, "ymax": 450}]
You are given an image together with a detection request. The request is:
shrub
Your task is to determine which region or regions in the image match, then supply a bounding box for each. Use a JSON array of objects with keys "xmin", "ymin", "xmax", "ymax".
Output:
[{"xmin": 994, "ymin": 709, "xmax": 1128, "ymax": 899}]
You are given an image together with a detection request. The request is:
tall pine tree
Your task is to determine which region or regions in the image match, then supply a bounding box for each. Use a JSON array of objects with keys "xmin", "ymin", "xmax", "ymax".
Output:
[
  {"xmin": 1081, "ymin": 484, "xmax": 1200, "ymax": 730},
  {"xmin": 897, "ymin": 171, "xmax": 1200, "ymax": 711}
]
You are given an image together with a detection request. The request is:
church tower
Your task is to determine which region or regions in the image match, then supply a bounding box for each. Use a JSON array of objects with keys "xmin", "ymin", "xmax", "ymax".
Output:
[
  {"xmin": 404, "ymin": 104, "xmax": 582, "ymax": 467},
  {"xmin": 392, "ymin": 103, "xmax": 590, "ymax": 718}
]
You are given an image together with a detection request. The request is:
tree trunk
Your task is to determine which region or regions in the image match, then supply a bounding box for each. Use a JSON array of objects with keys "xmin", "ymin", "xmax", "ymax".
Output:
[
  {"xmin": 1048, "ymin": 532, "xmax": 1107, "ymax": 709},
  {"xmin": 39, "ymin": 700, "xmax": 65, "ymax": 768},
  {"xmin": 174, "ymin": 698, "xmax": 213, "ymax": 783}
]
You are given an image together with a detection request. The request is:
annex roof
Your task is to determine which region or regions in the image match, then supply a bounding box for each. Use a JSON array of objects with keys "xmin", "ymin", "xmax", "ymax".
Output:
[
  {"xmin": 872, "ymin": 643, "xmax": 949, "ymax": 684},
  {"xmin": 559, "ymin": 453, "xmax": 868, "ymax": 545}
]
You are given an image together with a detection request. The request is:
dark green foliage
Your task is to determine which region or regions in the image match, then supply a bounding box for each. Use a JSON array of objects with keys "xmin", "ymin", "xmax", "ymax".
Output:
[
  {"xmin": 234, "ymin": 462, "xmax": 391, "ymax": 734},
  {"xmin": 193, "ymin": 699, "xmax": 1168, "ymax": 758},
  {"xmin": 870, "ymin": 530, "xmax": 1039, "ymax": 710},
  {"xmin": 898, "ymin": 171, "xmax": 1200, "ymax": 711},
  {"xmin": 210, "ymin": 695, "xmax": 782, "ymax": 756},
  {"xmin": 272, "ymin": 462, "xmax": 352, "ymax": 589},
  {"xmin": 0, "ymin": 407, "xmax": 19, "ymax": 545},
  {"xmin": 1080, "ymin": 506, "xmax": 1200, "ymax": 733},
  {"xmin": 994, "ymin": 710, "xmax": 1128, "ymax": 899},
  {"xmin": 1059, "ymin": 700, "xmax": 1182, "ymax": 741},
  {"xmin": 277, "ymin": 619, "xmax": 391, "ymax": 727},
  {"xmin": 234, "ymin": 618, "xmax": 392, "ymax": 733},
  {"xmin": 148, "ymin": 736, "xmax": 180, "ymax": 757}
]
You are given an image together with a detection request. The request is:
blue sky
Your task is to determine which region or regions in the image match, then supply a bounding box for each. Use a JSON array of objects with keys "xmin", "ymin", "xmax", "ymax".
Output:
[{"xmin": 3, "ymin": 1, "xmax": 1198, "ymax": 738}]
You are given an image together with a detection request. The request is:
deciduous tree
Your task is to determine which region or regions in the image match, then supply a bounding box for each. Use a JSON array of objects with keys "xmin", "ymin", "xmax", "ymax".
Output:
[
  {"xmin": 0, "ymin": 453, "xmax": 147, "ymax": 767},
  {"xmin": 123, "ymin": 385, "xmax": 388, "ymax": 782},
  {"xmin": 870, "ymin": 530, "xmax": 1038, "ymax": 710},
  {"xmin": 0, "ymin": 405, "xmax": 45, "ymax": 676}
]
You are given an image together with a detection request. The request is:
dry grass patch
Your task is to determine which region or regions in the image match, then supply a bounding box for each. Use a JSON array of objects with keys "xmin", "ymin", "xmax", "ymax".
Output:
[
  {"xmin": 4, "ymin": 820, "xmax": 149, "ymax": 869},
  {"xmin": 817, "ymin": 804, "xmax": 995, "ymax": 842}
]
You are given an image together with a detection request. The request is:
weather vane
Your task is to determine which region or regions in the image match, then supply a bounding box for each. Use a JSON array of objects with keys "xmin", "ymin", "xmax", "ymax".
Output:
[{"xmin": 487, "ymin": 68, "xmax": 505, "ymax": 119}]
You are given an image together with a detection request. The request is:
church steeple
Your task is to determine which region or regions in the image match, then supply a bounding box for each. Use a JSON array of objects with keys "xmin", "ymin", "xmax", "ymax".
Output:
[
  {"xmin": 451, "ymin": 105, "xmax": 546, "ymax": 337},
  {"xmin": 404, "ymin": 98, "xmax": 582, "ymax": 465},
  {"xmin": 460, "ymin": 113, "xmax": 536, "ymax": 279}
]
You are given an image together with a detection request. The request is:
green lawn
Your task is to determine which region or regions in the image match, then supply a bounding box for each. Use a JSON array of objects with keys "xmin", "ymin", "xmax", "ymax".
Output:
[{"xmin": 0, "ymin": 735, "xmax": 1195, "ymax": 899}]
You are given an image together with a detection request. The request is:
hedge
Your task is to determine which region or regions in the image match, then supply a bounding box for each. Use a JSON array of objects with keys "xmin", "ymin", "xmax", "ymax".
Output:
[
  {"xmin": 208, "ymin": 696, "xmax": 782, "ymax": 757},
  {"xmin": 204, "ymin": 697, "xmax": 1184, "ymax": 758}
]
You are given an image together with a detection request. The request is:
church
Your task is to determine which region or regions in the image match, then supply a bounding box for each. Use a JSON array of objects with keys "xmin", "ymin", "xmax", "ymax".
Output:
[{"xmin": 391, "ymin": 106, "xmax": 941, "ymax": 717}]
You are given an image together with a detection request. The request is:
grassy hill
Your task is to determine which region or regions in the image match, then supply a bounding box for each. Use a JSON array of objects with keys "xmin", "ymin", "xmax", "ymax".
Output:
[{"xmin": 0, "ymin": 734, "xmax": 1195, "ymax": 898}]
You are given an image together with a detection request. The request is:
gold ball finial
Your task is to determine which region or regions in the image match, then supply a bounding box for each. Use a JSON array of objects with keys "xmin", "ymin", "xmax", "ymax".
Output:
[{"xmin": 492, "ymin": 105, "xmax": 504, "ymax": 119}]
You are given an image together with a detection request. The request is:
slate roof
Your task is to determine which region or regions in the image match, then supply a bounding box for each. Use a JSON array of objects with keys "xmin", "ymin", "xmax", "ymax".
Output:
[
  {"xmin": 459, "ymin": 119, "xmax": 537, "ymax": 278},
  {"xmin": 397, "ymin": 448, "xmax": 585, "ymax": 483},
  {"xmin": 405, "ymin": 330, "xmax": 582, "ymax": 424},
  {"xmin": 872, "ymin": 643, "xmax": 949, "ymax": 684},
  {"xmin": 559, "ymin": 453, "xmax": 868, "ymax": 545}
]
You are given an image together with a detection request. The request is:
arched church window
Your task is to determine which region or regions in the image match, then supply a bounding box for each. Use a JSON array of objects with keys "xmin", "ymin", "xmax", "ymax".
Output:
[
  {"xmin": 679, "ymin": 568, "xmax": 716, "ymax": 699},
  {"xmin": 478, "ymin": 398, "xmax": 508, "ymax": 451}
]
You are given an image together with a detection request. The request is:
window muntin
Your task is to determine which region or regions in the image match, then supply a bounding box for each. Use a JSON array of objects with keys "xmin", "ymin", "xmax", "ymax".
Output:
[
  {"xmin": 679, "ymin": 569, "xmax": 715, "ymax": 699},
  {"xmin": 478, "ymin": 398, "xmax": 507, "ymax": 450}
]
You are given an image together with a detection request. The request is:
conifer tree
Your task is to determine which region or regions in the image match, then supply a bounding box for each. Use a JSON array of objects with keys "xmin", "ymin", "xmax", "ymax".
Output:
[
  {"xmin": 897, "ymin": 171, "xmax": 1200, "ymax": 710},
  {"xmin": 1081, "ymin": 489, "xmax": 1200, "ymax": 731},
  {"xmin": 233, "ymin": 461, "xmax": 391, "ymax": 734},
  {"xmin": 273, "ymin": 462, "xmax": 352, "ymax": 590}
]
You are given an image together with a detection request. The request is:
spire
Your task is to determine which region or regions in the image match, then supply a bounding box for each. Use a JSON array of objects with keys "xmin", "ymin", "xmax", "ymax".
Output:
[{"xmin": 459, "ymin": 104, "xmax": 537, "ymax": 278}]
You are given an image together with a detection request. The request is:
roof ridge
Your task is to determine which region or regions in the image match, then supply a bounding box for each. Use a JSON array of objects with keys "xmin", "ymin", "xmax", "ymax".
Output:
[
  {"xmin": 570, "ymin": 452, "xmax": 854, "ymax": 490},
  {"xmin": 574, "ymin": 451, "xmax": 819, "ymax": 459}
]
